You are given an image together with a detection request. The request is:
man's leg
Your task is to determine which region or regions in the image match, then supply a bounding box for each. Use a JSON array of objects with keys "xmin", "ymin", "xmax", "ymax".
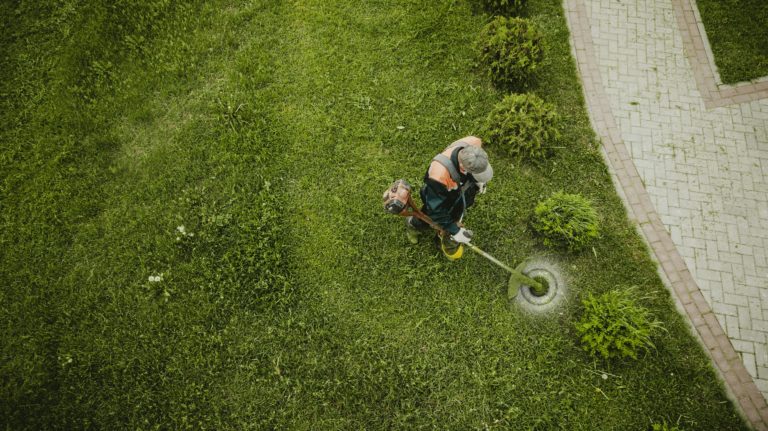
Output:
[
  {"xmin": 406, "ymin": 211, "xmax": 464, "ymax": 260},
  {"xmin": 439, "ymin": 204, "xmax": 468, "ymax": 260},
  {"xmin": 438, "ymin": 232, "xmax": 463, "ymax": 260},
  {"xmin": 405, "ymin": 214, "xmax": 430, "ymax": 244}
]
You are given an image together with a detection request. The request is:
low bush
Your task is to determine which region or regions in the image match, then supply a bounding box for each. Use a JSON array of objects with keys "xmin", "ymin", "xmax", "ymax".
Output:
[
  {"xmin": 651, "ymin": 421, "xmax": 684, "ymax": 431},
  {"xmin": 473, "ymin": 0, "xmax": 527, "ymax": 16},
  {"xmin": 483, "ymin": 92, "xmax": 560, "ymax": 160},
  {"xmin": 531, "ymin": 191, "xmax": 599, "ymax": 251},
  {"xmin": 475, "ymin": 16, "xmax": 544, "ymax": 88},
  {"xmin": 575, "ymin": 287, "xmax": 665, "ymax": 360}
]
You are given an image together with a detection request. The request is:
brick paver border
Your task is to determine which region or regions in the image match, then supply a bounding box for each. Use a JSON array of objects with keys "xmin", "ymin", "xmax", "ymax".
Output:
[
  {"xmin": 563, "ymin": 0, "xmax": 768, "ymax": 428},
  {"xmin": 673, "ymin": 0, "xmax": 768, "ymax": 109}
]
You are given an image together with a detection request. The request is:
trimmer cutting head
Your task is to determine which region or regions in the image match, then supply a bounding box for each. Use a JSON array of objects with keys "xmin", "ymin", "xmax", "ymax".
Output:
[{"xmin": 509, "ymin": 259, "xmax": 568, "ymax": 313}]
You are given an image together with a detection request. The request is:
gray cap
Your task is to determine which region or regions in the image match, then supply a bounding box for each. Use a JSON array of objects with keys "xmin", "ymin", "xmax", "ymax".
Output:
[{"xmin": 458, "ymin": 146, "xmax": 493, "ymax": 183}]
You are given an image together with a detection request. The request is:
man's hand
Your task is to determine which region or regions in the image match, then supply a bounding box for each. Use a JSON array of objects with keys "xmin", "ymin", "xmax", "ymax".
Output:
[
  {"xmin": 476, "ymin": 182, "xmax": 487, "ymax": 194},
  {"xmin": 452, "ymin": 228, "xmax": 473, "ymax": 244}
]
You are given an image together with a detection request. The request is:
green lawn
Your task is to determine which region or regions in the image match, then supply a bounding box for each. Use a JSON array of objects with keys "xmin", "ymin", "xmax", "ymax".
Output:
[
  {"xmin": 0, "ymin": 0, "xmax": 748, "ymax": 429},
  {"xmin": 696, "ymin": 0, "xmax": 768, "ymax": 84}
]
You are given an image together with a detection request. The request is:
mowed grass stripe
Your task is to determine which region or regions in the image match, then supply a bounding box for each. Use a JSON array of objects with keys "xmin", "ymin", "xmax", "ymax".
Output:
[
  {"xmin": 2, "ymin": 1, "xmax": 296, "ymax": 428},
  {"xmin": 265, "ymin": 1, "xmax": 571, "ymax": 428},
  {"xmin": 248, "ymin": 0, "xmax": 746, "ymax": 429},
  {"xmin": 267, "ymin": 0, "xmax": 747, "ymax": 429}
]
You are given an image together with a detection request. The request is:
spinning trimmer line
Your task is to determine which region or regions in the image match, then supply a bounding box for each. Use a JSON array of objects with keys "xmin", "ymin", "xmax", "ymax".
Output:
[{"xmin": 383, "ymin": 179, "xmax": 548, "ymax": 298}]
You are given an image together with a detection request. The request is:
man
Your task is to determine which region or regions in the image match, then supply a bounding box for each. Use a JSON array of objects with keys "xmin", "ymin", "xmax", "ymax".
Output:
[{"xmin": 406, "ymin": 136, "xmax": 493, "ymax": 260}]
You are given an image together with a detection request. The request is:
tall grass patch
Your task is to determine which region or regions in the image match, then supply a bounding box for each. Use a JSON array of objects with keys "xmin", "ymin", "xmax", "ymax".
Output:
[
  {"xmin": 576, "ymin": 287, "xmax": 666, "ymax": 360},
  {"xmin": 532, "ymin": 191, "xmax": 600, "ymax": 252}
]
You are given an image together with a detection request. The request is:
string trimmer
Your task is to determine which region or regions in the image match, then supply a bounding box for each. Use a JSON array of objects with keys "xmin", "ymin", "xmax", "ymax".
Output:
[{"xmin": 383, "ymin": 179, "xmax": 546, "ymax": 297}]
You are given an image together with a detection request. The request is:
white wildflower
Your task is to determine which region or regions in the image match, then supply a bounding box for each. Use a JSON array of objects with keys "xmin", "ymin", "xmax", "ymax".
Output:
[
  {"xmin": 59, "ymin": 353, "xmax": 73, "ymax": 366},
  {"xmin": 176, "ymin": 225, "xmax": 193, "ymax": 239}
]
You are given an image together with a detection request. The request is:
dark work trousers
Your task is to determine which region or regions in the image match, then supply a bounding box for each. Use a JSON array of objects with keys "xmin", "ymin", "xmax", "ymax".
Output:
[{"xmin": 409, "ymin": 184, "xmax": 478, "ymax": 249}]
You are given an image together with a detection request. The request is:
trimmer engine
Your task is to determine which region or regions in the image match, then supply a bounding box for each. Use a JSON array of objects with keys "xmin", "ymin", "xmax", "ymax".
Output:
[{"xmin": 382, "ymin": 179, "xmax": 413, "ymax": 214}]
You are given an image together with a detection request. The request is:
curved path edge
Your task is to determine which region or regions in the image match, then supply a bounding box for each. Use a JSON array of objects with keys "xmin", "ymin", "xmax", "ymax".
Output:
[{"xmin": 563, "ymin": 0, "xmax": 768, "ymax": 428}]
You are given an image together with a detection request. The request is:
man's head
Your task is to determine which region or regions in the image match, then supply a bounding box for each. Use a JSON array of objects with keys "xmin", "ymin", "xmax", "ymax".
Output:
[{"xmin": 458, "ymin": 146, "xmax": 493, "ymax": 183}]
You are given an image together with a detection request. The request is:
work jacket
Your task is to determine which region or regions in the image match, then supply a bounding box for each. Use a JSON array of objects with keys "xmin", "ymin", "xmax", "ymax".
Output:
[{"xmin": 420, "ymin": 141, "xmax": 480, "ymax": 235}]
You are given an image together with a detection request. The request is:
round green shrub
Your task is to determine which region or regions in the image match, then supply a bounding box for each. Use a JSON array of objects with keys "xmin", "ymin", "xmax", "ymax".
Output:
[
  {"xmin": 531, "ymin": 191, "xmax": 599, "ymax": 251},
  {"xmin": 483, "ymin": 93, "xmax": 561, "ymax": 160},
  {"xmin": 652, "ymin": 422, "xmax": 683, "ymax": 431},
  {"xmin": 474, "ymin": 0, "xmax": 527, "ymax": 16},
  {"xmin": 475, "ymin": 16, "xmax": 544, "ymax": 88},
  {"xmin": 575, "ymin": 288, "xmax": 665, "ymax": 360}
]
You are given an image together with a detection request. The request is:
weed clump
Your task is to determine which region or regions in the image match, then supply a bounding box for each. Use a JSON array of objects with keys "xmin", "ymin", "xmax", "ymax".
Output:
[
  {"xmin": 575, "ymin": 288, "xmax": 665, "ymax": 360},
  {"xmin": 473, "ymin": 0, "xmax": 527, "ymax": 16},
  {"xmin": 532, "ymin": 191, "xmax": 599, "ymax": 252},
  {"xmin": 483, "ymin": 93, "xmax": 561, "ymax": 160},
  {"xmin": 476, "ymin": 16, "xmax": 544, "ymax": 89},
  {"xmin": 651, "ymin": 421, "xmax": 684, "ymax": 431}
]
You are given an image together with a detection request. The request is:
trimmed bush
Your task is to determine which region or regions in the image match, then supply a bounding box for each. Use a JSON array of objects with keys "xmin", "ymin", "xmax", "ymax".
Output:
[
  {"xmin": 652, "ymin": 422, "xmax": 683, "ymax": 431},
  {"xmin": 474, "ymin": 0, "xmax": 527, "ymax": 16},
  {"xmin": 531, "ymin": 191, "xmax": 599, "ymax": 252},
  {"xmin": 483, "ymin": 93, "xmax": 560, "ymax": 160},
  {"xmin": 575, "ymin": 288, "xmax": 665, "ymax": 360},
  {"xmin": 476, "ymin": 16, "xmax": 544, "ymax": 88}
]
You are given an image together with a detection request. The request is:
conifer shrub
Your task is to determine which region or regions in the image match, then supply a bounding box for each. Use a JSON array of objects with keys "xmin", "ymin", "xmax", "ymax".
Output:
[
  {"xmin": 476, "ymin": 16, "xmax": 544, "ymax": 88},
  {"xmin": 531, "ymin": 191, "xmax": 599, "ymax": 251},
  {"xmin": 651, "ymin": 421, "xmax": 684, "ymax": 431},
  {"xmin": 483, "ymin": 93, "xmax": 561, "ymax": 160},
  {"xmin": 474, "ymin": 0, "xmax": 527, "ymax": 16},
  {"xmin": 575, "ymin": 288, "xmax": 665, "ymax": 360}
]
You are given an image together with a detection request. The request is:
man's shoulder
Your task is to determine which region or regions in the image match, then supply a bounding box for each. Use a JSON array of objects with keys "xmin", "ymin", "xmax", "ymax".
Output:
[{"xmin": 427, "ymin": 161, "xmax": 458, "ymax": 191}]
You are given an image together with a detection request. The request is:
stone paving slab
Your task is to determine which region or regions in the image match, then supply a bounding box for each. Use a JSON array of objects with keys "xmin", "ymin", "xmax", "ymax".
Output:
[{"xmin": 564, "ymin": 0, "xmax": 768, "ymax": 428}]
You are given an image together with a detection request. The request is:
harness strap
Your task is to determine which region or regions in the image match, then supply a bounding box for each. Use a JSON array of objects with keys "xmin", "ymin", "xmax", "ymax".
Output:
[
  {"xmin": 432, "ymin": 141, "xmax": 469, "ymax": 183},
  {"xmin": 432, "ymin": 153, "xmax": 461, "ymax": 183}
]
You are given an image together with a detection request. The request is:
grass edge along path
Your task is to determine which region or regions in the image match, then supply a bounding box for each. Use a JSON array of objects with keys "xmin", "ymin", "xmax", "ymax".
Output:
[{"xmin": 695, "ymin": 0, "xmax": 768, "ymax": 84}]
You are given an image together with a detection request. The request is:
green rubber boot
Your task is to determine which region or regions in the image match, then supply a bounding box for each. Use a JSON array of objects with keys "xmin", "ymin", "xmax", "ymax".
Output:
[{"xmin": 405, "ymin": 217, "xmax": 420, "ymax": 244}]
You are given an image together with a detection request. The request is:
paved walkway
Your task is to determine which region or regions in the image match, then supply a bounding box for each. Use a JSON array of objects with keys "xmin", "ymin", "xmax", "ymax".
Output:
[{"xmin": 563, "ymin": 0, "xmax": 768, "ymax": 428}]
